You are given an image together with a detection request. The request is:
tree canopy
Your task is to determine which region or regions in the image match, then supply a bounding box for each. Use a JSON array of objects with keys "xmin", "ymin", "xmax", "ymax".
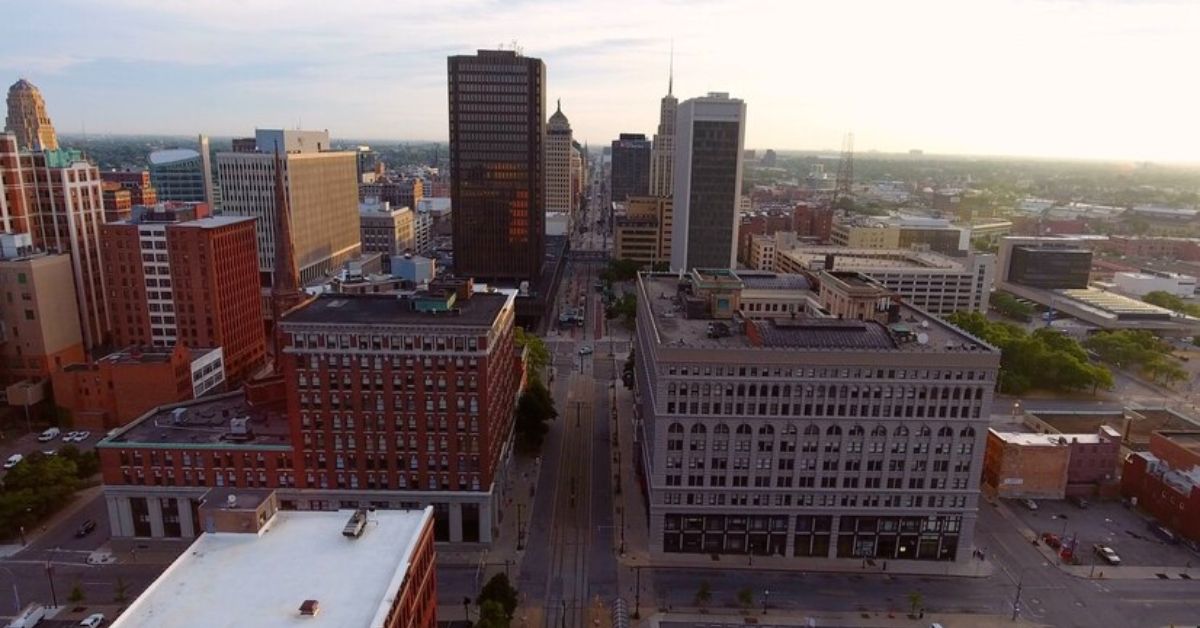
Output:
[
  {"xmin": 514, "ymin": 327, "xmax": 549, "ymax": 378},
  {"xmin": 514, "ymin": 378, "xmax": 557, "ymax": 454},
  {"xmin": 1084, "ymin": 329, "xmax": 1188, "ymax": 387},
  {"xmin": 946, "ymin": 312, "xmax": 1113, "ymax": 394},
  {"xmin": 990, "ymin": 292, "xmax": 1034, "ymax": 322},
  {"xmin": 477, "ymin": 573, "xmax": 519, "ymax": 621},
  {"xmin": 1143, "ymin": 291, "xmax": 1200, "ymax": 318}
]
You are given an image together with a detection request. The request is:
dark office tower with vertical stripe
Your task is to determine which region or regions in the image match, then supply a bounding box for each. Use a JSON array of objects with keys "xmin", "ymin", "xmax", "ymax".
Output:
[{"xmin": 448, "ymin": 50, "xmax": 546, "ymax": 281}]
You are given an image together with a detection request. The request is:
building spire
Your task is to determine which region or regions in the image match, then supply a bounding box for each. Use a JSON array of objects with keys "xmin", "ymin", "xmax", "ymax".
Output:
[
  {"xmin": 269, "ymin": 143, "xmax": 305, "ymax": 362},
  {"xmin": 668, "ymin": 40, "xmax": 674, "ymax": 96},
  {"xmin": 556, "ymin": 98, "xmax": 561, "ymax": 114}
]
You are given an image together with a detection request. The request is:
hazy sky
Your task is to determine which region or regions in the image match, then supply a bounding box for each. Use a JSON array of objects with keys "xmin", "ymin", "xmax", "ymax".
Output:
[{"xmin": 3, "ymin": 0, "xmax": 1197, "ymax": 162}]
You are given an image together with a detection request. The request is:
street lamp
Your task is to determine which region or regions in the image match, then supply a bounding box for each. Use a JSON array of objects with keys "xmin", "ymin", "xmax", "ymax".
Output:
[
  {"xmin": 763, "ymin": 589, "xmax": 769, "ymax": 614},
  {"xmin": 0, "ymin": 566, "xmax": 21, "ymax": 615}
]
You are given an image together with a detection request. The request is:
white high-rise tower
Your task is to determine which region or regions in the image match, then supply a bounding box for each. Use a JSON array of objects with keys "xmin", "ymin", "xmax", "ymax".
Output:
[{"xmin": 649, "ymin": 54, "xmax": 677, "ymax": 198}]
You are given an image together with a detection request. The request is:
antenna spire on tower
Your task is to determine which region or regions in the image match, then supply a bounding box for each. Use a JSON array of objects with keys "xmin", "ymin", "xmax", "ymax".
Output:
[{"xmin": 668, "ymin": 40, "xmax": 674, "ymax": 96}]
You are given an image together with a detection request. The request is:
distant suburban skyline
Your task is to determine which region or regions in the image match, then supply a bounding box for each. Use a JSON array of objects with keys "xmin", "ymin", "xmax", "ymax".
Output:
[{"xmin": 3, "ymin": 0, "xmax": 1197, "ymax": 163}]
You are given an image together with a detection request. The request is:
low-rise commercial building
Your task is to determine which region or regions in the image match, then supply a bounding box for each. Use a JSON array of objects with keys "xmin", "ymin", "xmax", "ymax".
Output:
[
  {"xmin": 982, "ymin": 426, "xmax": 1120, "ymax": 499},
  {"xmin": 832, "ymin": 216, "xmax": 966, "ymax": 257},
  {"xmin": 359, "ymin": 200, "xmax": 415, "ymax": 256},
  {"xmin": 1113, "ymin": 271, "xmax": 1197, "ymax": 298},
  {"xmin": 111, "ymin": 501, "xmax": 436, "ymax": 628},
  {"xmin": 52, "ymin": 345, "xmax": 224, "ymax": 431},
  {"xmin": 634, "ymin": 268, "xmax": 1000, "ymax": 562},
  {"xmin": 775, "ymin": 246, "xmax": 994, "ymax": 315},
  {"xmin": 1122, "ymin": 431, "xmax": 1200, "ymax": 544}
]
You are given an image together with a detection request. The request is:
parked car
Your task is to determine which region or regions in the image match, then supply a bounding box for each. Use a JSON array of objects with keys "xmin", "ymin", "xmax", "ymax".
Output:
[
  {"xmin": 577, "ymin": 345, "xmax": 593, "ymax": 356},
  {"xmin": 6, "ymin": 603, "xmax": 47, "ymax": 628},
  {"xmin": 1150, "ymin": 523, "xmax": 1179, "ymax": 544},
  {"xmin": 36, "ymin": 427, "xmax": 60, "ymax": 442},
  {"xmin": 1020, "ymin": 498, "xmax": 1039, "ymax": 511},
  {"xmin": 1041, "ymin": 532, "xmax": 1062, "ymax": 549},
  {"xmin": 75, "ymin": 519, "xmax": 97, "ymax": 538},
  {"xmin": 1069, "ymin": 496, "xmax": 1089, "ymax": 509},
  {"xmin": 1093, "ymin": 544, "xmax": 1121, "ymax": 565},
  {"xmin": 79, "ymin": 613, "xmax": 105, "ymax": 628},
  {"xmin": 3, "ymin": 454, "xmax": 22, "ymax": 470}
]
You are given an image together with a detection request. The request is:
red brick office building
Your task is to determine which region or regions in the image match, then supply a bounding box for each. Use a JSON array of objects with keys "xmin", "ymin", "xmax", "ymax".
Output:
[{"xmin": 100, "ymin": 205, "xmax": 265, "ymax": 385}]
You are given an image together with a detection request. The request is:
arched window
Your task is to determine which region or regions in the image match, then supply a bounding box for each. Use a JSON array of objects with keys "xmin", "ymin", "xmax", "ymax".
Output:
[
  {"xmin": 849, "ymin": 425, "xmax": 865, "ymax": 437},
  {"xmin": 938, "ymin": 426, "xmax": 954, "ymax": 438},
  {"xmin": 784, "ymin": 424, "xmax": 798, "ymax": 435},
  {"xmin": 826, "ymin": 425, "xmax": 842, "ymax": 436},
  {"xmin": 894, "ymin": 425, "xmax": 910, "ymax": 437},
  {"xmin": 714, "ymin": 424, "xmax": 730, "ymax": 436},
  {"xmin": 960, "ymin": 426, "xmax": 976, "ymax": 438},
  {"xmin": 668, "ymin": 423, "xmax": 684, "ymax": 434},
  {"xmin": 736, "ymin": 424, "xmax": 752, "ymax": 435},
  {"xmin": 759, "ymin": 425, "xmax": 775, "ymax": 436},
  {"xmin": 918, "ymin": 425, "xmax": 931, "ymax": 437},
  {"xmin": 804, "ymin": 424, "xmax": 820, "ymax": 435},
  {"xmin": 872, "ymin": 426, "xmax": 887, "ymax": 437},
  {"xmin": 691, "ymin": 424, "xmax": 707, "ymax": 435}
]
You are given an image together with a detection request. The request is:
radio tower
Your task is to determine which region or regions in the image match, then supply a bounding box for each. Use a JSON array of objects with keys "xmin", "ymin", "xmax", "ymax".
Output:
[{"xmin": 833, "ymin": 132, "xmax": 854, "ymax": 209}]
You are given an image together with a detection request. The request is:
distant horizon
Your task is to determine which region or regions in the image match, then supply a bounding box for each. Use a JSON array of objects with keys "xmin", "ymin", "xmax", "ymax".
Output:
[
  {"xmin": 5, "ymin": 1, "xmax": 1197, "ymax": 165},
  {"xmin": 53, "ymin": 132, "xmax": 1200, "ymax": 169}
]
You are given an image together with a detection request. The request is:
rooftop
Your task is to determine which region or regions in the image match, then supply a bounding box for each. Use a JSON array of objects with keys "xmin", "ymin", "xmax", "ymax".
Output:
[
  {"xmin": 1158, "ymin": 431, "xmax": 1200, "ymax": 458},
  {"xmin": 990, "ymin": 429, "xmax": 1104, "ymax": 447},
  {"xmin": 99, "ymin": 390, "xmax": 290, "ymax": 450},
  {"xmin": 282, "ymin": 291, "xmax": 510, "ymax": 327},
  {"xmin": 149, "ymin": 148, "xmax": 201, "ymax": 165},
  {"xmin": 638, "ymin": 272, "xmax": 993, "ymax": 354},
  {"xmin": 111, "ymin": 509, "xmax": 432, "ymax": 628},
  {"xmin": 780, "ymin": 247, "xmax": 967, "ymax": 271}
]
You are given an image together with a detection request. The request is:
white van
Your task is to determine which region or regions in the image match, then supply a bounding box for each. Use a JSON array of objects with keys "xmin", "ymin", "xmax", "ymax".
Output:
[
  {"xmin": 37, "ymin": 427, "xmax": 60, "ymax": 442},
  {"xmin": 6, "ymin": 603, "xmax": 46, "ymax": 627}
]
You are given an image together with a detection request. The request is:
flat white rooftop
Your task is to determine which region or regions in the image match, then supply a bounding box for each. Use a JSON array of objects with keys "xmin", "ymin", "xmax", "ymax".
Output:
[{"xmin": 113, "ymin": 508, "xmax": 432, "ymax": 628}]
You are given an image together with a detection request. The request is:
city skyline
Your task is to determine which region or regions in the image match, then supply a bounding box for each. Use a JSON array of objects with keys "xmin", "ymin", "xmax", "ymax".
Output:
[{"xmin": 4, "ymin": 0, "xmax": 1197, "ymax": 163}]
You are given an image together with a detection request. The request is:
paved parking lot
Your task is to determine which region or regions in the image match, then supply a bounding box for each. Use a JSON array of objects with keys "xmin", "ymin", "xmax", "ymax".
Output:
[{"xmin": 1007, "ymin": 498, "xmax": 1200, "ymax": 569}]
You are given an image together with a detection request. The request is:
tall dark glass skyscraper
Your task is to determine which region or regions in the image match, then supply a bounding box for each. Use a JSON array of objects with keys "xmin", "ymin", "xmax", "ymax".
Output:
[
  {"xmin": 448, "ymin": 50, "xmax": 546, "ymax": 281},
  {"xmin": 610, "ymin": 133, "xmax": 651, "ymax": 204},
  {"xmin": 670, "ymin": 92, "xmax": 746, "ymax": 271}
]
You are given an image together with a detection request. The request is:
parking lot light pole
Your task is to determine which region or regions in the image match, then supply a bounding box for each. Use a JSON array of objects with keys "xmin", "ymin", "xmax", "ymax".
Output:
[{"xmin": 0, "ymin": 566, "xmax": 20, "ymax": 615}]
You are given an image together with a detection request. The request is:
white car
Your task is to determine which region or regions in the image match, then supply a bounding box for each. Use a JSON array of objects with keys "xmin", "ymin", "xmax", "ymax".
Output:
[
  {"xmin": 74, "ymin": 431, "xmax": 91, "ymax": 442},
  {"xmin": 37, "ymin": 427, "xmax": 60, "ymax": 442},
  {"xmin": 3, "ymin": 454, "xmax": 22, "ymax": 469},
  {"xmin": 577, "ymin": 346, "xmax": 594, "ymax": 356},
  {"xmin": 1093, "ymin": 544, "xmax": 1121, "ymax": 565},
  {"xmin": 79, "ymin": 613, "xmax": 106, "ymax": 628}
]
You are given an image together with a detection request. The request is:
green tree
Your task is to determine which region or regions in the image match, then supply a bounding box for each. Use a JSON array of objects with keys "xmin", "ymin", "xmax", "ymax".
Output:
[
  {"xmin": 907, "ymin": 591, "xmax": 923, "ymax": 616},
  {"xmin": 68, "ymin": 581, "xmax": 85, "ymax": 605},
  {"xmin": 695, "ymin": 580, "xmax": 712, "ymax": 608},
  {"xmin": 514, "ymin": 379, "xmax": 557, "ymax": 453},
  {"xmin": 990, "ymin": 292, "xmax": 1033, "ymax": 321},
  {"xmin": 607, "ymin": 293, "xmax": 637, "ymax": 329},
  {"xmin": 601, "ymin": 258, "xmax": 642, "ymax": 283},
  {"xmin": 946, "ymin": 312, "xmax": 1112, "ymax": 394},
  {"xmin": 1144, "ymin": 291, "xmax": 1200, "ymax": 317},
  {"xmin": 736, "ymin": 587, "xmax": 754, "ymax": 610},
  {"xmin": 475, "ymin": 600, "xmax": 509, "ymax": 628},
  {"xmin": 514, "ymin": 327, "xmax": 549, "ymax": 379},
  {"xmin": 477, "ymin": 573, "xmax": 519, "ymax": 620}
]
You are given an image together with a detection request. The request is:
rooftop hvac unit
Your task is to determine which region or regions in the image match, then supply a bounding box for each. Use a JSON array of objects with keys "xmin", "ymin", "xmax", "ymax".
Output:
[{"xmin": 342, "ymin": 508, "xmax": 368, "ymax": 538}]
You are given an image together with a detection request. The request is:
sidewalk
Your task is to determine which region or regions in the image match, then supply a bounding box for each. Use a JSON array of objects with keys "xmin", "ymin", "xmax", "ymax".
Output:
[
  {"xmin": 438, "ymin": 450, "xmax": 541, "ymax": 573},
  {"xmin": 648, "ymin": 608, "xmax": 1046, "ymax": 628}
]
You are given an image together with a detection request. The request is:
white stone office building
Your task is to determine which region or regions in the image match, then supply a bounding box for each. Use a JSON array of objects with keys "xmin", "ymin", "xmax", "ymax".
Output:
[{"xmin": 634, "ymin": 269, "xmax": 1000, "ymax": 562}]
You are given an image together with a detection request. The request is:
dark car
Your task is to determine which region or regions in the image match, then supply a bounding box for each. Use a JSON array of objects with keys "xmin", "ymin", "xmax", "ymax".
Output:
[
  {"xmin": 75, "ymin": 519, "xmax": 97, "ymax": 538},
  {"xmin": 1041, "ymin": 532, "xmax": 1062, "ymax": 549}
]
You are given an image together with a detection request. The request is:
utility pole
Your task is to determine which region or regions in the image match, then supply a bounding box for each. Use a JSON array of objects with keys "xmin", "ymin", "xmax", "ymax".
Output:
[
  {"xmin": 516, "ymin": 503, "xmax": 524, "ymax": 550},
  {"xmin": 45, "ymin": 562, "xmax": 57, "ymax": 608},
  {"xmin": 1011, "ymin": 578, "xmax": 1022, "ymax": 621},
  {"xmin": 633, "ymin": 565, "xmax": 642, "ymax": 618}
]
